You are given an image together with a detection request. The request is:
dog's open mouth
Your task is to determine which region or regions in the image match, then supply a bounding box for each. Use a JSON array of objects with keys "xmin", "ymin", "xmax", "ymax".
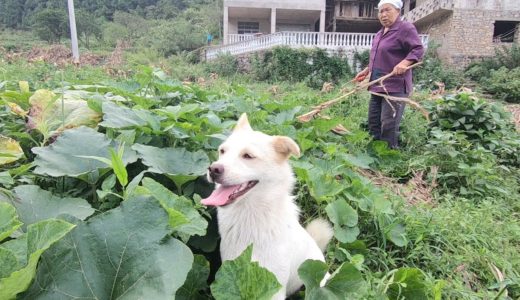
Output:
[{"xmin": 201, "ymin": 180, "xmax": 258, "ymax": 206}]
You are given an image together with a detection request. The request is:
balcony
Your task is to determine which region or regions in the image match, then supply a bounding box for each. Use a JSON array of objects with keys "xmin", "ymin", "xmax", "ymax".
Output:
[
  {"xmin": 206, "ymin": 31, "xmax": 429, "ymax": 60},
  {"xmin": 404, "ymin": 0, "xmax": 454, "ymax": 24}
]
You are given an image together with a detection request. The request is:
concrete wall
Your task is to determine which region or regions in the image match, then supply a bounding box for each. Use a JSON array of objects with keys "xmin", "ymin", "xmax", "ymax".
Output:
[
  {"xmin": 225, "ymin": 0, "xmax": 325, "ymax": 11},
  {"xmin": 228, "ymin": 18, "xmax": 271, "ymax": 34}
]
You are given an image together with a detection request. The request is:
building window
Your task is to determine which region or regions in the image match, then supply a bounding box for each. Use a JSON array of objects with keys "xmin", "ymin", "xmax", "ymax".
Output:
[
  {"xmin": 238, "ymin": 22, "xmax": 260, "ymax": 34},
  {"xmin": 493, "ymin": 21, "xmax": 519, "ymax": 43},
  {"xmin": 410, "ymin": 0, "xmax": 416, "ymax": 10}
]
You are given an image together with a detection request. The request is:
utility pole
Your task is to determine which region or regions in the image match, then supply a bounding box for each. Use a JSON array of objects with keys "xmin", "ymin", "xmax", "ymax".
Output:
[{"xmin": 67, "ymin": 0, "xmax": 80, "ymax": 64}]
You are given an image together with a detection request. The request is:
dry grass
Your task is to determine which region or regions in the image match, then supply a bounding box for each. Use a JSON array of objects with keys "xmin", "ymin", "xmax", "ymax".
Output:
[{"xmin": 358, "ymin": 167, "xmax": 438, "ymax": 206}]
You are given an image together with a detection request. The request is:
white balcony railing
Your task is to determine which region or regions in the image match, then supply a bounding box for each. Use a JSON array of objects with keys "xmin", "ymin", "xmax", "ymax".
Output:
[
  {"xmin": 227, "ymin": 34, "xmax": 258, "ymax": 44},
  {"xmin": 206, "ymin": 31, "xmax": 429, "ymax": 60}
]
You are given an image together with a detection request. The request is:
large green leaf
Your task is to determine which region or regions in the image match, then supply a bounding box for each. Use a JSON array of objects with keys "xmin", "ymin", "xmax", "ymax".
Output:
[
  {"xmin": 326, "ymin": 199, "xmax": 360, "ymax": 243},
  {"xmin": 387, "ymin": 268, "xmax": 428, "ymax": 300},
  {"xmin": 211, "ymin": 245, "xmax": 282, "ymax": 300},
  {"xmin": 385, "ymin": 223, "xmax": 408, "ymax": 247},
  {"xmin": 308, "ymin": 171, "xmax": 345, "ymax": 202},
  {"xmin": 0, "ymin": 135, "xmax": 24, "ymax": 166},
  {"xmin": 0, "ymin": 219, "xmax": 75, "ymax": 300},
  {"xmin": 298, "ymin": 260, "xmax": 365, "ymax": 300},
  {"xmin": 0, "ymin": 202, "xmax": 22, "ymax": 242},
  {"xmin": 32, "ymin": 126, "xmax": 138, "ymax": 177},
  {"xmin": 22, "ymin": 196, "xmax": 193, "ymax": 300},
  {"xmin": 132, "ymin": 144, "xmax": 210, "ymax": 176},
  {"xmin": 26, "ymin": 89, "xmax": 101, "ymax": 137},
  {"xmin": 176, "ymin": 254, "xmax": 210, "ymax": 300},
  {"xmin": 138, "ymin": 178, "xmax": 207, "ymax": 238},
  {"xmin": 100, "ymin": 101, "xmax": 161, "ymax": 129},
  {"xmin": 0, "ymin": 185, "xmax": 94, "ymax": 229}
]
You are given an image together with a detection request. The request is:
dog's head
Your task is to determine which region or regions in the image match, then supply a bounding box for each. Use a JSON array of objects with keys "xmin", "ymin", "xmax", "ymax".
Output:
[{"xmin": 201, "ymin": 113, "xmax": 300, "ymax": 207}]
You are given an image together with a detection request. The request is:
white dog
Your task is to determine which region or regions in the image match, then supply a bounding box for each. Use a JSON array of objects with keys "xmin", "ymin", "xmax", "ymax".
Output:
[{"xmin": 202, "ymin": 113, "xmax": 333, "ymax": 299}]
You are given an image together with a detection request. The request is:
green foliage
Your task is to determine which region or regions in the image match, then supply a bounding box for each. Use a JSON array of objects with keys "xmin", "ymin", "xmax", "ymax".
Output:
[
  {"xmin": 483, "ymin": 67, "xmax": 520, "ymax": 103},
  {"xmin": 413, "ymin": 42, "xmax": 461, "ymax": 90},
  {"xmin": 205, "ymin": 53, "xmax": 238, "ymax": 77},
  {"xmin": 298, "ymin": 260, "xmax": 365, "ymax": 299},
  {"xmin": 22, "ymin": 197, "xmax": 194, "ymax": 299},
  {"xmin": 0, "ymin": 59, "xmax": 519, "ymax": 299},
  {"xmin": 211, "ymin": 245, "xmax": 282, "ymax": 300},
  {"xmin": 75, "ymin": 9, "xmax": 103, "ymax": 49},
  {"xmin": 251, "ymin": 47, "xmax": 352, "ymax": 89},
  {"xmin": 464, "ymin": 44, "xmax": 520, "ymax": 102},
  {"xmin": 32, "ymin": 9, "xmax": 69, "ymax": 44},
  {"xmin": 353, "ymin": 49, "xmax": 370, "ymax": 69},
  {"xmin": 414, "ymin": 92, "xmax": 520, "ymax": 196},
  {"xmin": 0, "ymin": 204, "xmax": 75, "ymax": 300}
]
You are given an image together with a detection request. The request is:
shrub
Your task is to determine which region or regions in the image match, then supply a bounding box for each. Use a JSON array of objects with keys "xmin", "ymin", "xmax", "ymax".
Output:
[
  {"xmin": 251, "ymin": 47, "xmax": 352, "ymax": 89},
  {"xmin": 205, "ymin": 53, "xmax": 238, "ymax": 77},
  {"xmin": 413, "ymin": 42, "xmax": 461, "ymax": 90},
  {"xmin": 32, "ymin": 9, "xmax": 69, "ymax": 43},
  {"xmin": 353, "ymin": 49, "xmax": 370, "ymax": 69},
  {"xmin": 483, "ymin": 67, "xmax": 520, "ymax": 103},
  {"xmin": 464, "ymin": 44, "xmax": 520, "ymax": 84}
]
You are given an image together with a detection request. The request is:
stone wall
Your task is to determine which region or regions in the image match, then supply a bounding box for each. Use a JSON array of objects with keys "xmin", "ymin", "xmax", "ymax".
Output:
[{"xmin": 410, "ymin": 4, "xmax": 520, "ymax": 69}]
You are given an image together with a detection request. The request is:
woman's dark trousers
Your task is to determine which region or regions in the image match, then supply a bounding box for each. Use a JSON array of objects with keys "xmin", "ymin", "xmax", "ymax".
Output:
[{"xmin": 368, "ymin": 93, "xmax": 407, "ymax": 149}]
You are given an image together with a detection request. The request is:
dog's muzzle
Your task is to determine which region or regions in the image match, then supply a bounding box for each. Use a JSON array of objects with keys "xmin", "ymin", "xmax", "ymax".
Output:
[{"xmin": 208, "ymin": 163, "xmax": 224, "ymax": 182}]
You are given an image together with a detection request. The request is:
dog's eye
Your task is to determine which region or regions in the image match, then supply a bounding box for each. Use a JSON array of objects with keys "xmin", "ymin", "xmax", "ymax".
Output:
[
  {"xmin": 242, "ymin": 153, "xmax": 254, "ymax": 159},
  {"xmin": 219, "ymin": 149, "xmax": 225, "ymax": 154}
]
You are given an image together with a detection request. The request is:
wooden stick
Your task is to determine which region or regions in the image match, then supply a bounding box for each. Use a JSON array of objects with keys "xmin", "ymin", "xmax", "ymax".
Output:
[
  {"xmin": 296, "ymin": 62, "xmax": 424, "ymax": 122},
  {"xmin": 370, "ymin": 92, "xmax": 430, "ymax": 121}
]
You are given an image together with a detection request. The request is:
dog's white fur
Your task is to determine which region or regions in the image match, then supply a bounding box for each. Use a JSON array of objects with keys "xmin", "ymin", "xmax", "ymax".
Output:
[{"xmin": 205, "ymin": 114, "xmax": 333, "ymax": 299}]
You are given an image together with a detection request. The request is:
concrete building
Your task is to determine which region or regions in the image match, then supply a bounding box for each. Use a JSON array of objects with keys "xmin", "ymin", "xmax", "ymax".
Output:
[
  {"xmin": 223, "ymin": 0, "xmax": 326, "ymax": 44},
  {"xmin": 217, "ymin": 0, "xmax": 519, "ymax": 68},
  {"xmin": 403, "ymin": 0, "xmax": 520, "ymax": 67}
]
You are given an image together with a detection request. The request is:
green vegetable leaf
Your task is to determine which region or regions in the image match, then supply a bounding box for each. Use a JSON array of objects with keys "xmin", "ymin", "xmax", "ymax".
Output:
[
  {"xmin": 0, "ymin": 219, "xmax": 75, "ymax": 300},
  {"xmin": 385, "ymin": 223, "xmax": 408, "ymax": 247},
  {"xmin": 139, "ymin": 178, "xmax": 207, "ymax": 238},
  {"xmin": 211, "ymin": 245, "xmax": 282, "ymax": 300},
  {"xmin": 100, "ymin": 101, "xmax": 161, "ymax": 128},
  {"xmin": 298, "ymin": 260, "xmax": 365, "ymax": 300},
  {"xmin": 32, "ymin": 126, "xmax": 137, "ymax": 178},
  {"xmin": 387, "ymin": 268, "xmax": 428, "ymax": 300},
  {"xmin": 326, "ymin": 199, "xmax": 360, "ymax": 243},
  {"xmin": 176, "ymin": 254, "xmax": 210, "ymax": 300},
  {"xmin": 1, "ymin": 185, "xmax": 94, "ymax": 229},
  {"xmin": 0, "ymin": 202, "xmax": 22, "ymax": 242},
  {"xmin": 0, "ymin": 135, "xmax": 24, "ymax": 166},
  {"xmin": 132, "ymin": 144, "xmax": 210, "ymax": 176},
  {"xmin": 22, "ymin": 197, "xmax": 193, "ymax": 300}
]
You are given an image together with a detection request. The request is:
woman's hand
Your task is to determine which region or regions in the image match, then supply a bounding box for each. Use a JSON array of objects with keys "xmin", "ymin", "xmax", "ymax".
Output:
[
  {"xmin": 393, "ymin": 60, "xmax": 413, "ymax": 75},
  {"xmin": 354, "ymin": 68, "xmax": 369, "ymax": 82}
]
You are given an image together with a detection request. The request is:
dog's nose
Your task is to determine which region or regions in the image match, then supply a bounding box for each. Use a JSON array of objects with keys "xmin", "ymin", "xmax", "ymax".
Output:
[{"xmin": 208, "ymin": 163, "xmax": 224, "ymax": 180}]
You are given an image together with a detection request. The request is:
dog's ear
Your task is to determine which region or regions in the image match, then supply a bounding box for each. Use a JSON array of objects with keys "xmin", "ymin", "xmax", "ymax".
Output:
[
  {"xmin": 273, "ymin": 136, "xmax": 300, "ymax": 160},
  {"xmin": 234, "ymin": 113, "xmax": 253, "ymax": 132}
]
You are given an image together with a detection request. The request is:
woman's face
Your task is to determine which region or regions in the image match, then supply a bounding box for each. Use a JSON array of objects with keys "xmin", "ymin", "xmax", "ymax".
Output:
[{"xmin": 378, "ymin": 4, "xmax": 400, "ymax": 28}]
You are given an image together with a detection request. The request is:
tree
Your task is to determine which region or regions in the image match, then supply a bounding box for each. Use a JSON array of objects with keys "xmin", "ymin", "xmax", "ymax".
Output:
[
  {"xmin": 75, "ymin": 9, "xmax": 102, "ymax": 48},
  {"xmin": 32, "ymin": 8, "xmax": 69, "ymax": 43},
  {"xmin": 0, "ymin": 0, "xmax": 25, "ymax": 28}
]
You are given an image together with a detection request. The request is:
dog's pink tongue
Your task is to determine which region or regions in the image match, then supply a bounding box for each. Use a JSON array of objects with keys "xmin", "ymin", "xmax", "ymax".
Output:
[{"xmin": 201, "ymin": 184, "xmax": 239, "ymax": 206}]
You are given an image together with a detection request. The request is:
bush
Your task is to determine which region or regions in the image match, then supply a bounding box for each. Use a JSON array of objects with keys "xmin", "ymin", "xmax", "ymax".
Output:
[
  {"xmin": 251, "ymin": 47, "xmax": 352, "ymax": 89},
  {"xmin": 205, "ymin": 53, "xmax": 238, "ymax": 77},
  {"xmin": 32, "ymin": 9, "xmax": 69, "ymax": 43},
  {"xmin": 353, "ymin": 49, "xmax": 370, "ymax": 69},
  {"xmin": 415, "ymin": 91, "xmax": 520, "ymax": 196},
  {"xmin": 464, "ymin": 44, "xmax": 520, "ymax": 84},
  {"xmin": 483, "ymin": 67, "xmax": 520, "ymax": 103},
  {"xmin": 413, "ymin": 42, "xmax": 461, "ymax": 90}
]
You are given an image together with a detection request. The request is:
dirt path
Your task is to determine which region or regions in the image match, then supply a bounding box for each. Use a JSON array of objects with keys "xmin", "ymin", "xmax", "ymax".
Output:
[{"xmin": 505, "ymin": 104, "xmax": 520, "ymax": 131}]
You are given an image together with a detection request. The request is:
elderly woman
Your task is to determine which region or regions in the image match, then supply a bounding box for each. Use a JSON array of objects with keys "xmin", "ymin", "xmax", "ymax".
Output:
[{"xmin": 355, "ymin": 0, "xmax": 424, "ymax": 149}]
